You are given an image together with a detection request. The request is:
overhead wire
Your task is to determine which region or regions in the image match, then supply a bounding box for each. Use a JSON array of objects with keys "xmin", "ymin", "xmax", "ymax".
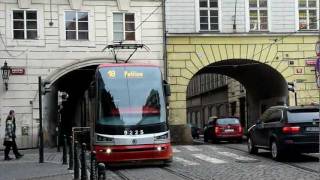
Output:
[
  {"xmin": 135, "ymin": 1, "xmax": 163, "ymax": 31},
  {"xmin": 101, "ymin": 2, "xmax": 163, "ymax": 62}
]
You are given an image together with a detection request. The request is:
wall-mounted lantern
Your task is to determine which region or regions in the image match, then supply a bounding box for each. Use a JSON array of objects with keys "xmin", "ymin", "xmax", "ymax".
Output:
[{"xmin": 1, "ymin": 61, "xmax": 11, "ymax": 91}]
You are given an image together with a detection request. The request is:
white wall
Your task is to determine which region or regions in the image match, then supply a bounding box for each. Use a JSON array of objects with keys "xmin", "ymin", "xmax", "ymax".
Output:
[
  {"xmin": 166, "ymin": 0, "xmax": 196, "ymax": 33},
  {"xmin": 0, "ymin": 0, "xmax": 164, "ymax": 148},
  {"xmin": 166, "ymin": 0, "xmax": 298, "ymax": 33}
]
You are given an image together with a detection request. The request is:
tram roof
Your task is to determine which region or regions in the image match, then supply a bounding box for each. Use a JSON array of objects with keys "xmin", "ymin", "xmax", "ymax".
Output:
[{"xmin": 98, "ymin": 63, "xmax": 160, "ymax": 68}]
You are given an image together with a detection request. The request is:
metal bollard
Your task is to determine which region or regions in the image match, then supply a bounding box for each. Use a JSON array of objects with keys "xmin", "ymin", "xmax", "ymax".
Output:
[
  {"xmin": 56, "ymin": 127, "xmax": 60, "ymax": 152},
  {"xmin": 90, "ymin": 151, "xmax": 97, "ymax": 180},
  {"xmin": 68, "ymin": 136, "xmax": 74, "ymax": 170},
  {"xmin": 80, "ymin": 143, "xmax": 88, "ymax": 180},
  {"xmin": 62, "ymin": 135, "xmax": 67, "ymax": 165},
  {"xmin": 74, "ymin": 141, "xmax": 80, "ymax": 180},
  {"xmin": 97, "ymin": 163, "xmax": 106, "ymax": 180}
]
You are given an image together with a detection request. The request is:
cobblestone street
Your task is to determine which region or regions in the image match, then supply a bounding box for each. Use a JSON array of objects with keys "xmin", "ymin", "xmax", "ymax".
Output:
[
  {"xmin": 104, "ymin": 142, "xmax": 319, "ymax": 180},
  {"xmin": 1, "ymin": 141, "xmax": 319, "ymax": 180},
  {"xmin": 0, "ymin": 148, "xmax": 72, "ymax": 180}
]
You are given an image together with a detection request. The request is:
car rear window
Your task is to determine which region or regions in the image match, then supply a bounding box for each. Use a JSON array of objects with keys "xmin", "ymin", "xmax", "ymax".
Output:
[
  {"xmin": 287, "ymin": 109, "xmax": 319, "ymax": 123},
  {"xmin": 216, "ymin": 118, "xmax": 240, "ymax": 125}
]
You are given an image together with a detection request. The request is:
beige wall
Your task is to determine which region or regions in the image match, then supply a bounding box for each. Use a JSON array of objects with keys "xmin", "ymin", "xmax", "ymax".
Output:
[{"xmin": 167, "ymin": 35, "xmax": 319, "ymax": 126}]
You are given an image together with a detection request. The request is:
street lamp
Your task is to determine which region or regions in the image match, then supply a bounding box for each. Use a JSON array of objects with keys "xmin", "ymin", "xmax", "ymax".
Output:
[{"xmin": 1, "ymin": 61, "xmax": 11, "ymax": 91}]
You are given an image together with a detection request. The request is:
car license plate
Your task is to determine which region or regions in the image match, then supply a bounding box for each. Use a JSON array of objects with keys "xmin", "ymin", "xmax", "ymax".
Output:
[
  {"xmin": 306, "ymin": 127, "xmax": 320, "ymax": 132},
  {"xmin": 224, "ymin": 129, "xmax": 234, "ymax": 132}
]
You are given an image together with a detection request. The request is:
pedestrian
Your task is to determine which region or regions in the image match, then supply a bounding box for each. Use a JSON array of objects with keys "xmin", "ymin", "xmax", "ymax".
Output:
[{"xmin": 3, "ymin": 110, "xmax": 23, "ymax": 160}]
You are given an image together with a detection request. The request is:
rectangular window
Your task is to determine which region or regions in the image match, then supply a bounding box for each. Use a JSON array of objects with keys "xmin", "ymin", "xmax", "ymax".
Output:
[
  {"xmin": 65, "ymin": 11, "xmax": 88, "ymax": 40},
  {"xmin": 298, "ymin": 0, "xmax": 319, "ymax": 30},
  {"xmin": 199, "ymin": 0, "xmax": 219, "ymax": 31},
  {"xmin": 13, "ymin": 10, "xmax": 37, "ymax": 39},
  {"xmin": 113, "ymin": 13, "xmax": 135, "ymax": 42},
  {"xmin": 249, "ymin": 0, "xmax": 268, "ymax": 31}
]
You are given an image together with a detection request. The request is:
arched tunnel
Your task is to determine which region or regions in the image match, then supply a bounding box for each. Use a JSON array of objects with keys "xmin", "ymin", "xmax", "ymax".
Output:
[
  {"xmin": 196, "ymin": 59, "xmax": 289, "ymax": 127},
  {"xmin": 44, "ymin": 65, "xmax": 97, "ymax": 146}
]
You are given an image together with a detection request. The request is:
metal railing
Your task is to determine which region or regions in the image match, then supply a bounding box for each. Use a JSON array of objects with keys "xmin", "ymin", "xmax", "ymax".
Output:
[
  {"xmin": 58, "ymin": 128, "xmax": 106, "ymax": 180},
  {"xmin": 72, "ymin": 127, "xmax": 91, "ymax": 147}
]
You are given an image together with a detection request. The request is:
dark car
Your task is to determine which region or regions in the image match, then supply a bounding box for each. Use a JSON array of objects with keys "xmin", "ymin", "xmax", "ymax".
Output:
[
  {"xmin": 203, "ymin": 117, "xmax": 243, "ymax": 143},
  {"xmin": 189, "ymin": 124, "xmax": 201, "ymax": 139},
  {"xmin": 247, "ymin": 105, "xmax": 320, "ymax": 160}
]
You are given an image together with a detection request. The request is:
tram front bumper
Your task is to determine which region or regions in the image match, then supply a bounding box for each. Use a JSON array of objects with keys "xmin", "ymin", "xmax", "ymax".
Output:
[{"xmin": 94, "ymin": 143, "xmax": 173, "ymax": 163}]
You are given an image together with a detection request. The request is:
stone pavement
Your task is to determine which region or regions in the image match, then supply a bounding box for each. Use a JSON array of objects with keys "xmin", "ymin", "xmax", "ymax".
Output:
[{"xmin": 0, "ymin": 148, "xmax": 73, "ymax": 180}]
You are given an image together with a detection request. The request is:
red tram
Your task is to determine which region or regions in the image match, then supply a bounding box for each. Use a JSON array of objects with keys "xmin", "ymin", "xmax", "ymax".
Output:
[{"xmin": 85, "ymin": 63, "xmax": 172, "ymax": 165}]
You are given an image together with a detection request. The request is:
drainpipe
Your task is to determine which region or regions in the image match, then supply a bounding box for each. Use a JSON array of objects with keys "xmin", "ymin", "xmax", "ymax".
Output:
[{"xmin": 162, "ymin": 0, "xmax": 167, "ymax": 81}]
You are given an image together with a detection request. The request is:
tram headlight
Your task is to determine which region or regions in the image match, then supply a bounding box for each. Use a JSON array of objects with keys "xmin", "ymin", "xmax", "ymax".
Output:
[
  {"xmin": 106, "ymin": 148, "xmax": 112, "ymax": 154},
  {"xmin": 154, "ymin": 133, "xmax": 169, "ymax": 141},
  {"xmin": 96, "ymin": 135, "xmax": 113, "ymax": 142},
  {"xmin": 156, "ymin": 146, "xmax": 162, "ymax": 151}
]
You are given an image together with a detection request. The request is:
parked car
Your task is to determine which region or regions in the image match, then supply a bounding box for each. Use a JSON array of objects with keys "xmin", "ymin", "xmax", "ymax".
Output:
[
  {"xmin": 203, "ymin": 117, "xmax": 243, "ymax": 143},
  {"xmin": 189, "ymin": 124, "xmax": 201, "ymax": 139},
  {"xmin": 247, "ymin": 105, "xmax": 320, "ymax": 161}
]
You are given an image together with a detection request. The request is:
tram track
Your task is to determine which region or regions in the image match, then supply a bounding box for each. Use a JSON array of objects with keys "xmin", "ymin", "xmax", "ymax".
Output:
[
  {"xmin": 219, "ymin": 143, "xmax": 320, "ymax": 174},
  {"xmin": 111, "ymin": 169, "xmax": 131, "ymax": 180},
  {"xmin": 110, "ymin": 166, "xmax": 207, "ymax": 180},
  {"xmin": 161, "ymin": 167, "xmax": 207, "ymax": 180}
]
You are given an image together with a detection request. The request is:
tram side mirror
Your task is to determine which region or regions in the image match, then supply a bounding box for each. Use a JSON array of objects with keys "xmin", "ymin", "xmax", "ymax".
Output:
[
  {"xmin": 163, "ymin": 80, "xmax": 171, "ymax": 96},
  {"xmin": 89, "ymin": 81, "xmax": 96, "ymax": 98}
]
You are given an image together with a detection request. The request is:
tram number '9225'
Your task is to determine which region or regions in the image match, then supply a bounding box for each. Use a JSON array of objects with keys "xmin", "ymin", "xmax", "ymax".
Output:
[{"xmin": 124, "ymin": 130, "xmax": 144, "ymax": 135}]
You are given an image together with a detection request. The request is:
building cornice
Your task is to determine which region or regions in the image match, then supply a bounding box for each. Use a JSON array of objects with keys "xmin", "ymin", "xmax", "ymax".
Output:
[{"xmin": 167, "ymin": 32, "xmax": 319, "ymax": 37}]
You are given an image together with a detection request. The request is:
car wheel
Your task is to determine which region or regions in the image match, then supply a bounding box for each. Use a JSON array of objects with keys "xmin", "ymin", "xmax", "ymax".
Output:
[
  {"xmin": 271, "ymin": 140, "xmax": 283, "ymax": 161},
  {"xmin": 248, "ymin": 137, "xmax": 258, "ymax": 154}
]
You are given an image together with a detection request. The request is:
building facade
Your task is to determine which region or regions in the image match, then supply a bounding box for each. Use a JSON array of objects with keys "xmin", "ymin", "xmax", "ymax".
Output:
[
  {"xmin": 187, "ymin": 74, "xmax": 246, "ymax": 129},
  {"xmin": 0, "ymin": 0, "xmax": 165, "ymax": 148},
  {"xmin": 187, "ymin": 74, "xmax": 229, "ymax": 128},
  {"xmin": 166, "ymin": 0, "xmax": 320, "ymax": 142}
]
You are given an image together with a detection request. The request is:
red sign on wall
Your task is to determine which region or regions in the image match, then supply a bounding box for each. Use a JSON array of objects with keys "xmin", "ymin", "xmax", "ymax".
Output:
[
  {"xmin": 10, "ymin": 68, "xmax": 25, "ymax": 75},
  {"xmin": 305, "ymin": 60, "xmax": 316, "ymax": 66}
]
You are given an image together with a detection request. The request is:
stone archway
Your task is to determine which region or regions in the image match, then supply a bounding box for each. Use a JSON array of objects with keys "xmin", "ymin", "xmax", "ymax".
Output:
[
  {"xmin": 44, "ymin": 57, "xmax": 115, "ymax": 85},
  {"xmin": 167, "ymin": 35, "xmax": 319, "ymax": 143},
  {"xmin": 42, "ymin": 58, "xmax": 115, "ymax": 145}
]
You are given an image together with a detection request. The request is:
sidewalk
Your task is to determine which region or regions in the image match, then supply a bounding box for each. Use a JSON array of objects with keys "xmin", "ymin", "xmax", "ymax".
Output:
[{"xmin": 0, "ymin": 148, "xmax": 73, "ymax": 180}]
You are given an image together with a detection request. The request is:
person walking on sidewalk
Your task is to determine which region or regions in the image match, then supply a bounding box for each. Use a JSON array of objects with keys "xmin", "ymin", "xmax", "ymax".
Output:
[{"xmin": 3, "ymin": 110, "xmax": 23, "ymax": 160}]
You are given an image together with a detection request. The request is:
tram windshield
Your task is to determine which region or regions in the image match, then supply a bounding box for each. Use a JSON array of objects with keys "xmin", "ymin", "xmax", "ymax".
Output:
[{"xmin": 96, "ymin": 66, "xmax": 166, "ymax": 128}]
